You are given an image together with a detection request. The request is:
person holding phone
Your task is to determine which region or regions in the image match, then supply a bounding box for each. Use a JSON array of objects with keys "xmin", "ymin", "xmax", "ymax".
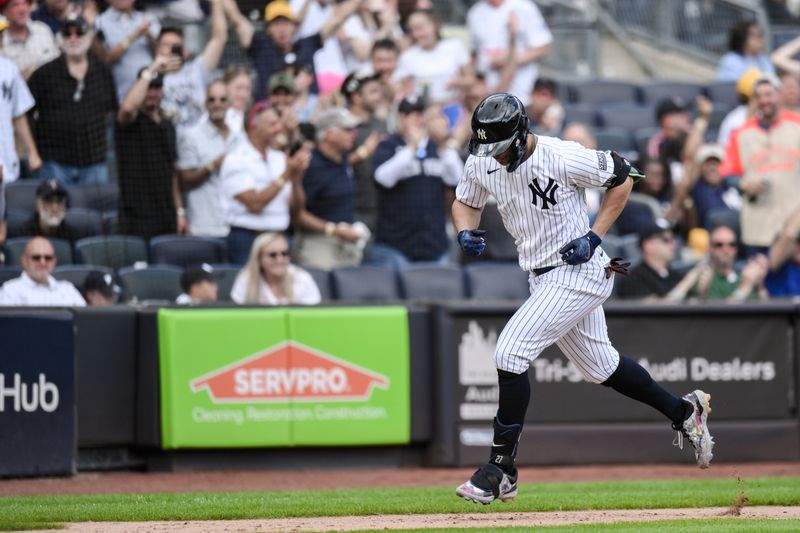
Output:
[{"xmin": 153, "ymin": 0, "xmax": 228, "ymax": 131}]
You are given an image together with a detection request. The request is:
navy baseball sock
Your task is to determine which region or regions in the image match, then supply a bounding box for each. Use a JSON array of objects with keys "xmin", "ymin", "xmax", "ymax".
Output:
[
  {"xmin": 490, "ymin": 369, "xmax": 530, "ymax": 473},
  {"xmin": 602, "ymin": 356, "xmax": 692, "ymax": 426}
]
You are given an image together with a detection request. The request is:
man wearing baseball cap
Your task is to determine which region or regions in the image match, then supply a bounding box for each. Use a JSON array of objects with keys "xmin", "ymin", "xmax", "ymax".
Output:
[
  {"xmin": 15, "ymin": 179, "xmax": 90, "ymax": 243},
  {"xmin": 226, "ymin": 0, "xmax": 362, "ymax": 101},
  {"xmin": 82, "ymin": 270, "xmax": 121, "ymax": 306},
  {"xmin": 176, "ymin": 263, "xmax": 220, "ymax": 304},
  {"xmin": 293, "ymin": 107, "xmax": 369, "ymax": 270}
]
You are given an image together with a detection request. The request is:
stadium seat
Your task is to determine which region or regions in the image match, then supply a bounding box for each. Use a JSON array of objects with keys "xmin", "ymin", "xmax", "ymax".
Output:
[
  {"xmin": 597, "ymin": 105, "xmax": 656, "ymax": 131},
  {"xmin": 68, "ymin": 183, "xmax": 119, "ymax": 212},
  {"xmin": 477, "ymin": 202, "xmax": 518, "ymax": 262},
  {"xmin": 704, "ymin": 81, "xmax": 739, "ymax": 111},
  {"xmin": 706, "ymin": 208, "xmax": 740, "ymax": 234},
  {"xmin": 0, "ymin": 265, "xmax": 22, "ymax": 286},
  {"xmin": 602, "ymin": 233, "xmax": 641, "ymax": 266},
  {"xmin": 465, "ymin": 263, "xmax": 529, "ymax": 300},
  {"xmin": 595, "ymin": 128, "xmax": 636, "ymax": 153},
  {"xmin": 75, "ymin": 235, "xmax": 147, "ymax": 270},
  {"xmin": 330, "ymin": 265, "xmax": 399, "ymax": 302},
  {"xmin": 64, "ymin": 208, "xmax": 103, "ymax": 238},
  {"xmin": 303, "ymin": 266, "xmax": 332, "ymax": 301},
  {"xmin": 398, "ymin": 264, "xmax": 465, "ymax": 300},
  {"xmin": 634, "ymin": 127, "xmax": 660, "ymax": 157},
  {"xmin": 641, "ymin": 81, "xmax": 703, "ymax": 106},
  {"xmin": 562, "ymin": 104, "xmax": 598, "ymax": 128},
  {"xmin": 4, "ymin": 180, "xmax": 39, "ymax": 211},
  {"xmin": 572, "ymin": 80, "xmax": 640, "ymax": 106},
  {"xmin": 3, "ymin": 236, "xmax": 73, "ymax": 265},
  {"xmin": 118, "ymin": 264, "xmax": 183, "ymax": 302},
  {"xmin": 52, "ymin": 264, "xmax": 114, "ymax": 290},
  {"xmin": 102, "ymin": 211, "xmax": 119, "ymax": 234},
  {"xmin": 208, "ymin": 263, "xmax": 240, "ymax": 301},
  {"xmin": 5, "ymin": 208, "xmax": 32, "ymax": 238},
  {"xmin": 149, "ymin": 235, "xmax": 227, "ymax": 267}
]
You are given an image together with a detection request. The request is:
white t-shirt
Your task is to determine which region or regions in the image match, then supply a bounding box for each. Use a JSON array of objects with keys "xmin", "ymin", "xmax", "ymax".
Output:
[
  {"xmin": 230, "ymin": 264, "xmax": 321, "ymax": 305},
  {"xmin": 393, "ymin": 38, "xmax": 469, "ymax": 104},
  {"xmin": 0, "ymin": 57, "xmax": 34, "ymax": 183},
  {"xmin": 177, "ymin": 118, "xmax": 243, "ymax": 237},
  {"xmin": 291, "ymin": 0, "xmax": 347, "ymax": 78},
  {"xmin": 0, "ymin": 272, "xmax": 86, "ymax": 306},
  {"xmin": 467, "ymin": 0, "xmax": 552, "ymax": 106},
  {"xmin": 162, "ymin": 57, "xmax": 212, "ymax": 131},
  {"xmin": 220, "ymin": 140, "xmax": 291, "ymax": 231}
]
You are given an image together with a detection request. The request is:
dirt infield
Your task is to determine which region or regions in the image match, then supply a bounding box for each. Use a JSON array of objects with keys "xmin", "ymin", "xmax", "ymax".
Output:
[{"xmin": 2, "ymin": 461, "xmax": 799, "ymax": 496}]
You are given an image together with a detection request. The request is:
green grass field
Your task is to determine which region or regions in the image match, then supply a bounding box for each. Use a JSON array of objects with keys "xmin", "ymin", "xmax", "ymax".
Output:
[{"xmin": 1, "ymin": 476, "xmax": 798, "ymax": 531}]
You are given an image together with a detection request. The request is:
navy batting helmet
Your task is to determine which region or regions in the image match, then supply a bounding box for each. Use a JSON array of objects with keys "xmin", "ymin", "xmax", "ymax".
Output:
[{"xmin": 468, "ymin": 93, "xmax": 530, "ymax": 172}]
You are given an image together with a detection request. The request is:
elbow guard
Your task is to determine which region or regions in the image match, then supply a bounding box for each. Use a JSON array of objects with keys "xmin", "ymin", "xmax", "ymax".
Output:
[{"xmin": 605, "ymin": 150, "xmax": 645, "ymax": 189}]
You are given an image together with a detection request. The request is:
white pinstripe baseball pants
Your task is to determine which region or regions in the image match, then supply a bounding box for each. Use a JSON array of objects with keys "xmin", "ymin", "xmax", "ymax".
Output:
[{"xmin": 495, "ymin": 248, "xmax": 620, "ymax": 383}]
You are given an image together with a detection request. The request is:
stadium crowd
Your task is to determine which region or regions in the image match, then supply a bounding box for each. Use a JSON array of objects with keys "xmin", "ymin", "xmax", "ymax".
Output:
[{"xmin": 1, "ymin": 0, "xmax": 800, "ymax": 306}]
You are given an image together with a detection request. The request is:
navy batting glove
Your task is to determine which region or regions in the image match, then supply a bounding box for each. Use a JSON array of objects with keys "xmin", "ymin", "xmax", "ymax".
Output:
[
  {"xmin": 559, "ymin": 230, "xmax": 602, "ymax": 265},
  {"xmin": 457, "ymin": 229, "xmax": 487, "ymax": 256}
]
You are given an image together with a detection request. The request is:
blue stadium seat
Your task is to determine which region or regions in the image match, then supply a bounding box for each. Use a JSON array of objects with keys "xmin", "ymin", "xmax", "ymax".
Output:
[
  {"xmin": 704, "ymin": 81, "xmax": 739, "ymax": 111},
  {"xmin": 149, "ymin": 235, "xmax": 227, "ymax": 267},
  {"xmin": 595, "ymin": 128, "xmax": 636, "ymax": 153},
  {"xmin": 4, "ymin": 236, "xmax": 73, "ymax": 265},
  {"xmin": 53, "ymin": 264, "xmax": 115, "ymax": 290},
  {"xmin": 118, "ymin": 264, "xmax": 183, "ymax": 302},
  {"xmin": 465, "ymin": 263, "xmax": 529, "ymax": 300},
  {"xmin": 597, "ymin": 105, "xmax": 656, "ymax": 131},
  {"xmin": 64, "ymin": 208, "xmax": 103, "ymax": 238},
  {"xmin": 398, "ymin": 264, "xmax": 465, "ymax": 300},
  {"xmin": 4, "ymin": 180, "xmax": 39, "ymax": 211},
  {"xmin": 302, "ymin": 266, "xmax": 332, "ymax": 301},
  {"xmin": 562, "ymin": 104, "xmax": 599, "ymax": 128},
  {"xmin": 5, "ymin": 208, "xmax": 32, "ymax": 238},
  {"xmin": 0, "ymin": 265, "xmax": 22, "ymax": 286},
  {"xmin": 208, "ymin": 263, "xmax": 241, "ymax": 301},
  {"xmin": 75, "ymin": 235, "xmax": 147, "ymax": 270},
  {"xmin": 331, "ymin": 265, "xmax": 399, "ymax": 302},
  {"xmin": 641, "ymin": 81, "xmax": 703, "ymax": 106},
  {"xmin": 67, "ymin": 183, "xmax": 119, "ymax": 213},
  {"xmin": 572, "ymin": 80, "xmax": 640, "ymax": 106}
]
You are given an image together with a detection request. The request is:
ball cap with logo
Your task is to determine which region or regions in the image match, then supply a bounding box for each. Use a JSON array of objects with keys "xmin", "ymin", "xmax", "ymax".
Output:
[
  {"xmin": 180, "ymin": 263, "xmax": 220, "ymax": 294},
  {"xmin": 36, "ymin": 179, "xmax": 69, "ymax": 201},
  {"xmin": 83, "ymin": 271, "xmax": 122, "ymax": 300},
  {"xmin": 468, "ymin": 93, "xmax": 531, "ymax": 172}
]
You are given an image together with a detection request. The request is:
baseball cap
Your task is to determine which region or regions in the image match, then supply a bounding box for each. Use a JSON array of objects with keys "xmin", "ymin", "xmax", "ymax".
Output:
[
  {"xmin": 398, "ymin": 95, "xmax": 425, "ymax": 115},
  {"xmin": 655, "ymin": 96, "xmax": 689, "ymax": 123},
  {"xmin": 695, "ymin": 143, "xmax": 725, "ymax": 165},
  {"xmin": 83, "ymin": 271, "xmax": 121, "ymax": 301},
  {"xmin": 341, "ymin": 71, "xmax": 380, "ymax": 101},
  {"xmin": 268, "ymin": 71, "xmax": 295, "ymax": 94},
  {"xmin": 264, "ymin": 0, "xmax": 295, "ymax": 23},
  {"xmin": 639, "ymin": 221, "xmax": 674, "ymax": 246},
  {"xmin": 180, "ymin": 263, "xmax": 219, "ymax": 294},
  {"xmin": 736, "ymin": 68, "xmax": 762, "ymax": 99},
  {"xmin": 315, "ymin": 107, "xmax": 360, "ymax": 132},
  {"xmin": 36, "ymin": 179, "xmax": 68, "ymax": 201},
  {"xmin": 755, "ymin": 72, "xmax": 781, "ymax": 91}
]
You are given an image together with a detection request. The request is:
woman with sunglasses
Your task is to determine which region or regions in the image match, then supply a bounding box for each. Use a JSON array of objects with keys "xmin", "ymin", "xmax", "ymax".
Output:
[{"xmin": 230, "ymin": 232, "xmax": 320, "ymax": 305}]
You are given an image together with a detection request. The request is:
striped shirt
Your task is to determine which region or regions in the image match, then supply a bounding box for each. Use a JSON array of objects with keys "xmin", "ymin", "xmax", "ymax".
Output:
[
  {"xmin": 0, "ymin": 272, "xmax": 86, "ymax": 306},
  {"xmin": 456, "ymin": 136, "xmax": 613, "ymax": 271}
]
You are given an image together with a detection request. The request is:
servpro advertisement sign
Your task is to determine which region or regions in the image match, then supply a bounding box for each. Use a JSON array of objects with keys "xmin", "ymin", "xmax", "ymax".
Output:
[{"xmin": 158, "ymin": 307, "xmax": 410, "ymax": 448}]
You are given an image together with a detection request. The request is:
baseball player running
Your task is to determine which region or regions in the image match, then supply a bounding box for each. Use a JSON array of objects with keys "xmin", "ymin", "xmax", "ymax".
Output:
[{"xmin": 453, "ymin": 93, "xmax": 714, "ymax": 505}]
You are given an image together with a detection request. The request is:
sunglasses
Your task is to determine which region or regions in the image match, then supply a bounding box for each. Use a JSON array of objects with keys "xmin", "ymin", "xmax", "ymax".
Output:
[
  {"xmin": 263, "ymin": 250, "xmax": 290, "ymax": 259},
  {"xmin": 62, "ymin": 28, "xmax": 86, "ymax": 38},
  {"xmin": 29, "ymin": 254, "xmax": 55, "ymax": 262},
  {"xmin": 207, "ymin": 96, "xmax": 228, "ymax": 103},
  {"xmin": 711, "ymin": 241, "xmax": 736, "ymax": 249}
]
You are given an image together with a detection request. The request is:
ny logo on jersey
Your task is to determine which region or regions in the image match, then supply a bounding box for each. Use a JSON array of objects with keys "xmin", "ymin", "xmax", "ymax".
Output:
[
  {"xmin": 528, "ymin": 178, "xmax": 559, "ymax": 210},
  {"xmin": 1, "ymin": 81, "xmax": 12, "ymax": 102},
  {"xmin": 476, "ymin": 128, "xmax": 487, "ymax": 140}
]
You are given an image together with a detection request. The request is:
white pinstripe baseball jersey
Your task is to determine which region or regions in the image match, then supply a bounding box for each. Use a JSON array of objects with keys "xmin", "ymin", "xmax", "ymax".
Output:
[{"xmin": 456, "ymin": 136, "xmax": 614, "ymax": 271}]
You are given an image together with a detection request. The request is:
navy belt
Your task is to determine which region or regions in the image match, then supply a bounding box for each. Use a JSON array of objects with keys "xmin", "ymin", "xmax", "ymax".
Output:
[{"xmin": 533, "ymin": 266, "xmax": 556, "ymax": 276}]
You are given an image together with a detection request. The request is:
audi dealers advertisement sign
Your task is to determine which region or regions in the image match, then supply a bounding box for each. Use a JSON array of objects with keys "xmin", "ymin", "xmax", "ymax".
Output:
[{"xmin": 158, "ymin": 308, "xmax": 410, "ymax": 448}]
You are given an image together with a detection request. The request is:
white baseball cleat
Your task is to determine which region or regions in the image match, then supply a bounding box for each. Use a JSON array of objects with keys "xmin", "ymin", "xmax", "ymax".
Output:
[
  {"xmin": 456, "ymin": 463, "xmax": 518, "ymax": 504},
  {"xmin": 673, "ymin": 389, "xmax": 714, "ymax": 469}
]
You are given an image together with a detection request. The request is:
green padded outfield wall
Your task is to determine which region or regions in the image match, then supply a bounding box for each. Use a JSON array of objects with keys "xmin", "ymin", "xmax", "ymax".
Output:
[{"xmin": 158, "ymin": 307, "xmax": 410, "ymax": 448}]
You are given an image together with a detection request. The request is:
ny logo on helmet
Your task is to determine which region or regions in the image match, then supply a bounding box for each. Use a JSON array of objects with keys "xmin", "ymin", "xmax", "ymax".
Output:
[{"xmin": 476, "ymin": 128, "xmax": 487, "ymax": 140}]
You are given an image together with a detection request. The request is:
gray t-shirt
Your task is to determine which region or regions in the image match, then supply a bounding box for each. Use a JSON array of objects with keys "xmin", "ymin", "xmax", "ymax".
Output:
[{"xmin": 162, "ymin": 57, "xmax": 211, "ymax": 131}]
